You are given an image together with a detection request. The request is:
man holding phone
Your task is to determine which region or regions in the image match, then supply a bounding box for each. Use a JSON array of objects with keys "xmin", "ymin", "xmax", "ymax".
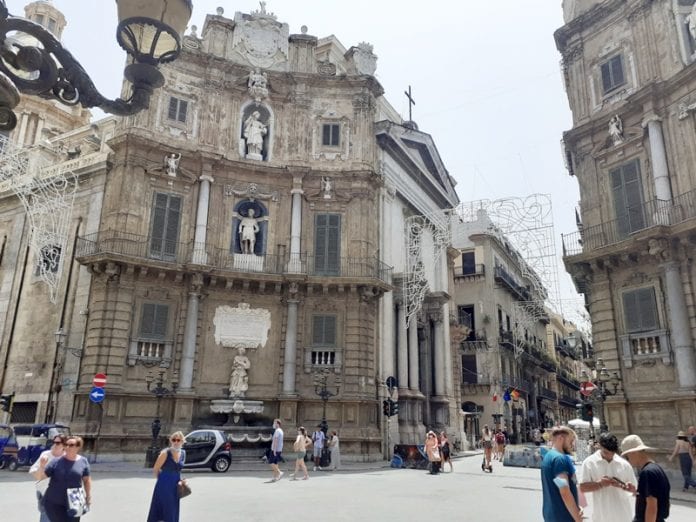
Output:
[{"xmin": 580, "ymin": 432, "xmax": 636, "ymax": 521}]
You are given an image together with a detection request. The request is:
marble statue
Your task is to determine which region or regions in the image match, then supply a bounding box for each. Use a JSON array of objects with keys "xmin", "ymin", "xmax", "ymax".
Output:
[
  {"xmin": 243, "ymin": 111, "xmax": 267, "ymax": 159},
  {"xmin": 608, "ymin": 115, "xmax": 624, "ymax": 146},
  {"xmin": 248, "ymin": 68, "xmax": 269, "ymax": 102},
  {"xmin": 229, "ymin": 347, "xmax": 251, "ymax": 397},
  {"xmin": 688, "ymin": 4, "xmax": 696, "ymax": 42},
  {"xmin": 239, "ymin": 208, "xmax": 260, "ymax": 254},
  {"xmin": 165, "ymin": 152, "xmax": 181, "ymax": 176},
  {"xmin": 321, "ymin": 176, "xmax": 333, "ymax": 198}
]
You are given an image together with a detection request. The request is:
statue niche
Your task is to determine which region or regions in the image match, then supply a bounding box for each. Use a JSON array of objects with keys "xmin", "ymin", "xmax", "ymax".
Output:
[
  {"xmin": 232, "ymin": 199, "xmax": 268, "ymax": 257},
  {"xmin": 240, "ymin": 104, "xmax": 271, "ymax": 161}
]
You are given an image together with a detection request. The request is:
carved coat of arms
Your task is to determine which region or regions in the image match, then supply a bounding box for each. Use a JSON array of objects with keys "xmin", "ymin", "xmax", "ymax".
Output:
[{"xmin": 232, "ymin": 8, "xmax": 289, "ymax": 69}]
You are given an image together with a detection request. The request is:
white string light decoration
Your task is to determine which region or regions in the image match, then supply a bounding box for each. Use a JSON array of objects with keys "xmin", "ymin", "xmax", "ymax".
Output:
[{"xmin": 0, "ymin": 135, "xmax": 77, "ymax": 303}]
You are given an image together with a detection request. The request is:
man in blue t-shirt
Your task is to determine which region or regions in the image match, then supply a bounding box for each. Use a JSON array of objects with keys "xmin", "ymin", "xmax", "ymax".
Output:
[{"xmin": 541, "ymin": 426, "xmax": 582, "ymax": 522}]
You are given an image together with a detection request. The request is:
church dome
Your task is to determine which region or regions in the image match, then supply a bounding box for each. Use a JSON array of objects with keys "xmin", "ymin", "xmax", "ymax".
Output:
[{"xmin": 23, "ymin": 0, "xmax": 67, "ymax": 40}]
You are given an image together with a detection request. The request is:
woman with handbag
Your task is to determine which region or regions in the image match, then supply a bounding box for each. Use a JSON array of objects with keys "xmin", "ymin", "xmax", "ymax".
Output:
[
  {"xmin": 31, "ymin": 433, "xmax": 67, "ymax": 522},
  {"xmin": 291, "ymin": 426, "xmax": 311, "ymax": 480},
  {"xmin": 147, "ymin": 431, "xmax": 187, "ymax": 522},
  {"xmin": 424, "ymin": 431, "xmax": 441, "ymax": 475},
  {"xmin": 36, "ymin": 436, "xmax": 91, "ymax": 522}
]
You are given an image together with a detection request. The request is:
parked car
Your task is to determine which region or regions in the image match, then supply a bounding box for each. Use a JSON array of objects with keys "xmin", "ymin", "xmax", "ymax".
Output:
[
  {"xmin": 182, "ymin": 429, "xmax": 232, "ymax": 472},
  {"xmin": 0, "ymin": 424, "xmax": 19, "ymax": 471},
  {"xmin": 13, "ymin": 424, "xmax": 70, "ymax": 468}
]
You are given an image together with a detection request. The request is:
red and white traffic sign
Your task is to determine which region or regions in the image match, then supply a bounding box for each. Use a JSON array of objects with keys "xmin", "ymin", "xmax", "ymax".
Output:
[
  {"xmin": 93, "ymin": 373, "xmax": 107, "ymax": 388},
  {"xmin": 580, "ymin": 381, "xmax": 596, "ymax": 397}
]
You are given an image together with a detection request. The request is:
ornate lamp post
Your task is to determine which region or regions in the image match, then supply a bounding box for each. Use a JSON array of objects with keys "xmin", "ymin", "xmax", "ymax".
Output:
[
  {"xmin": 0, "ymin": 0, "xmax": 192, "ymax": 130},
  {"xmin": 581, "ymin": 358, "xmax": 622, "ymax": 433},
  {"xmin": 313, "ymin": 369, "xmax": 338, "ymax": 435},
  {"xmin": 144, "ymin": 367, "xmax": 178, "ymax": 468}
]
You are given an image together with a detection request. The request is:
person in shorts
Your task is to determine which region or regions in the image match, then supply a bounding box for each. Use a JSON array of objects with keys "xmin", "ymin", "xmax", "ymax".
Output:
[
  {"xmin": 291, "ymin": 426, "xmax": 311, "ymax": 480},
  {"xmin": 269, "ymin": 419, "xmax": 284, "ymax": 482},
  {"xmin": 312, "ymin": 425, "xmax": 325, "ymax": 471}
]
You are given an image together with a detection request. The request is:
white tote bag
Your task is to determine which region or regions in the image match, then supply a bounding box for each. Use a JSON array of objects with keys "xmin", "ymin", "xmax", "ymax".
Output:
[{"xmin": 66, "ymin": 487, "xmax": 90, "ymax": 517}]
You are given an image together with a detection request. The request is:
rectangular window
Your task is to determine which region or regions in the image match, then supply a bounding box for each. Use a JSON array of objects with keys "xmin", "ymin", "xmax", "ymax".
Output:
[
  {"xmin": 461, "ymin": 252, "xmax": 476, "ymax": 275},
  {"xmin": 47, "ymin": 18, "xmax": 56, "ymax": 33},
  {"xmin": 600, "ymin": 54, "xmax": 625, "ymax": 94},
  {"xmin": 35, "ymin": 14, "xmax": 44, "ymax": 26},
  {"xmin": 167, "ymin": 96, "xmax": 188, "ymax": 124},
  {"xmin": 322, "ymin": 124, "xmax": 340, "ymax": 146},
  {"xmin": 139, "ymin": 303, "xmax": 169, "ymax": 340},
  {"xmin": 610, "ymin": 160, "xmax": 645, "ymax": 237},
  {"xmin": 461, "ymin": 354, "xmax": 478, "ymax": 384},
  {"xmin": 36, "ymin": 245, "xmax": 61, "ymax": 275},
  {"xmin": 314, "ymin": 214, "xmax": 341, "ymax": 275},
  {"xmin": 622, "ymin": 287, "xmax": 658, "ymax": 333},
  {"xmin": 10, "ymin": 401, "xmax": 38, "ymax": 423},
  {"xmin": 149, "ymin": 193, "xmax": 182, "ymax": 261},
  {"xmin": 312, "ymin": 315, "xmax": 337, "ymax": 346}
]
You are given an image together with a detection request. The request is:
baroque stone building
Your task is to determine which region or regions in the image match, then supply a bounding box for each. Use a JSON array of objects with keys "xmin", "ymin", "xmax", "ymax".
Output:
[
  {"xmin": 556, "ymin": 0, "xmax": 696, "ymax": 449},
  {"xmin": 0, "ymin": 5, "xmax": 460, "ymax": 458}
]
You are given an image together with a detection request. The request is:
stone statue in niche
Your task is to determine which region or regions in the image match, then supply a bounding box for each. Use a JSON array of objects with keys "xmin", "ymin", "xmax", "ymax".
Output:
[
  {"xmin": 238, "ymin": 208, "xmax": 260, "ymax": 254},
  {"xmin": 229, "ymin": 347, "xmax": 251, "ymax": 398},
  {"xmin": 608, "ymin": 115, "xmax": 624, "ymax": 146},
  {"xmin": 321, "ymin": 176, "xmax": 333, "ymax": 198},
  {"xmin": 248, "ymin": 68, "xmax": 269, "ymax": 102},
  {"xmin": 164, "ymin": 152, "xmax": 181, "ymax": 177},
  {"xmin": 688, "ymin": 4, "xmax": 696, "ymax": 42},
  {"xmin": 243, "ymin": 110, "xmax": 267, "ymax": 160}
]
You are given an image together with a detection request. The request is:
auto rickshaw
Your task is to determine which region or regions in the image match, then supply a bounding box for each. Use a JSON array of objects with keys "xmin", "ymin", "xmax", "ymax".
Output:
[
  {"xmin": 13, "ymin": 423, "xmax": 70, "ymax": 468},
  {"xmin": 0, "ymin": 424, "xmax": 19, "ymax": 471}
]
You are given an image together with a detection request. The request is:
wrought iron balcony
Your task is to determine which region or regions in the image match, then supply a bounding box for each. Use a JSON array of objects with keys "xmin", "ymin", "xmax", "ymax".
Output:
[
  {"xmin": 494, "ymin": 265, "xmax": 531, "ymax": 301},
  {"xmin": 453, "ymin": 264, "xmax": 485, "ymax": 278},
  {"xmin": 562, "ymin": 188, "xmax": 696, "ymax": 257},
  {"xmin": 539, "ymin": 387, "xmax": 558, "ymax": 400},
  {"xmin": 75, "ymin": 230, "xmax": 393, "ymax": 285}
]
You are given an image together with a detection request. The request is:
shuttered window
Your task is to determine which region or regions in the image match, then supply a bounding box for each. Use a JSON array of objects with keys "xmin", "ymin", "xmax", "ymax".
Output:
[
  {"xmin": 462, "ymin": 355, "xmax": 478, "ymax": 384},
  {"xmin": 149, "ymin": 193, "xmax": 182, "ymax": 260},
  {"xmin": 600, "ymin": 54, "xmax": 625, "ymax": 94},
  {"xmin": 610, "ymin": 160, "xmax": 645, "ymax": 237},
  {"xmin": 314, "ymin": 214, "xmax": 341, "ymax": 275},
  {"xmin": 462, "ymin": 251, "xmax": 476, "ymax": 275},
  {"xmin": 167, "ymin": 96, "xmax": 188, "ymax": 124},
  {"xmin": 140, "ymin": 303, "xmax": 169, "ymax": 340},
  {"xmin": 312, "ymin": 315, "xmax": 337, "ymax": 346},
  {"xmin": 322, "ymin": 124, "xmax": 340, "ymax": 146},
  {"xmin": 622, "ymin": 287, "xmax": 658, "ymax": 333}
]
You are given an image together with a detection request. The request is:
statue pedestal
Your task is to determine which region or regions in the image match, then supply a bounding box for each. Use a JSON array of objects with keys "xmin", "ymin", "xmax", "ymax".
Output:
[
  {"xmin": 210, "ymin": 399, "xmax": 264, "ymax": 424},
  {"xmin": 233, "ymin": 254, "xmax": 263, "ymax": 272},
  {"xmin": 246, "ymin": 152, "xmax": 263, "ymax": 161}
]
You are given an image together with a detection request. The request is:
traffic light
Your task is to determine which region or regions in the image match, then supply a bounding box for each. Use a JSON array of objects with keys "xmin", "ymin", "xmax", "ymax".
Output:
[
  {"xmin": 390, "ymin": 400, "xmax": 399, "ymax": 416},
  {"xmin": 581, "ymin": 402, "xmax": 594, "ymax": 422},
  {"xmin": 0, "ymin": 393, "xmax": 13, "ymax": 412},
  {"xmin": 382, "ymin": 399, "xmax": 390, "ymax": 416}
]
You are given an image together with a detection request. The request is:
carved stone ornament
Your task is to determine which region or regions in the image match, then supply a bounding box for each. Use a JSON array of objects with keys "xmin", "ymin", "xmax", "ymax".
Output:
[
  {"xmin": 346, "ymin": 42, "xmax": 377, "ymax": 76},
  {"xmin": 647, "ymin": 238, "xmax": 671, "ymax": 262},
  {"xmin": 247, "ymin": 68, "xmax": 269, "ymax": 102},
  {"xmin": 608, "ymin": 115, "xmax": 624, "ymax": 146},
  {"xmin": 225, "ymin": 182, "xmax": 279, "ymax": 202},
  {"xmin": 318, "ymin": 60, "xmax": 337, "ymax": 76},
  {"xmin": 213, "ymin": 303, "xmax": 271, "ymax": 349},
  {"xmin": 231, "ymin": 5, "xmax": 290, "ymax": 69}
]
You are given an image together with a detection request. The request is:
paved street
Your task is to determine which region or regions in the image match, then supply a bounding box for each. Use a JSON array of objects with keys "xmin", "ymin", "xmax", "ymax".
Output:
[{"xmin": 1, "ymin": 455, "xmax": 695, "ymax": 521}]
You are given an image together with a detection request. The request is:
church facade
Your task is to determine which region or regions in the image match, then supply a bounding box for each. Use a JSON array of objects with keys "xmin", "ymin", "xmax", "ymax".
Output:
[{"xmin": 0, "ymin": 4, "xmax": 459, "ymax": 457}]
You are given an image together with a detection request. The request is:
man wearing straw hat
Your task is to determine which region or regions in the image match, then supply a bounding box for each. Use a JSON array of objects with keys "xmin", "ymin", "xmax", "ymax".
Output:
[{"xmin": 621, "ymin": 434, "xmax": 670, "ymax": 522}]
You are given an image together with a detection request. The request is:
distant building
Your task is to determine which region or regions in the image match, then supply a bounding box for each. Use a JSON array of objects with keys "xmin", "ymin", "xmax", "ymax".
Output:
[{"xmin": 556, "ymin": 0, "xmax": 696, "ymax": 447}]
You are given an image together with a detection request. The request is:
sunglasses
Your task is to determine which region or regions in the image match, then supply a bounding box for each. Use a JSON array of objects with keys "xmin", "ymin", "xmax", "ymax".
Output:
[
  {"xmin": 171, "ymin": 438, "xmax": 182, "ymax": 443},
  {"xmin": 65, "ymin": 443, "xmax": 79, "ymax": 447}
]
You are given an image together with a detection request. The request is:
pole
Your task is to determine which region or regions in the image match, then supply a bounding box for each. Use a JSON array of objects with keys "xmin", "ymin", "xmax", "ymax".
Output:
[{"xmin": 92, "ymin": 403, "xmax": 104, "ymax": 464}]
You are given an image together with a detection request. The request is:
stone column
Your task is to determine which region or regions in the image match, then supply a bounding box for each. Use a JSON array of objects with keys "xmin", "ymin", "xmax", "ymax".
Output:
[
  {"xmin": 179, "ymin": 274, "xmax": 203, "ymax": 391},
  {"xmin": 16, "ymin": 112, "xmax": 28, "ymax": 148},
  {"xmin": 397, "ymin": 303, "xmax": 408, "ymax": 390},
  {"xmin": 433, "ymin": 312, "xmax": 445, "ymax": 397},
  {"xmin": 408, "ymin": 320, "xmax": 419, "ymax": 392},
  {"xmin": 282, "ymin": 285, "xmax": 300, "ymax": 395},
  {"xmin": 642, "ymin": 115, "xmax": 672, "ymax": 201},
  {"xmin": 192, "ymin": 174, "xmax": 213, "ymax": 264},
  {"xmin": 288, "ymin": 187, "xmax": 303, "ymax": 273},
  {"xmin": 662, "ymin": 260, "xmax": 696, "ymax": 389},
  {"xmin": 442, "ymin": 302, "xmax": 454, "ymax": 396}
]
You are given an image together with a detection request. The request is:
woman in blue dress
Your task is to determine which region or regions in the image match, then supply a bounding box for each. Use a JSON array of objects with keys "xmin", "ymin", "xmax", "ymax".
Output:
[{"xmin": 147, "ymin": 431, "xmax": 186, "ymax": 522}]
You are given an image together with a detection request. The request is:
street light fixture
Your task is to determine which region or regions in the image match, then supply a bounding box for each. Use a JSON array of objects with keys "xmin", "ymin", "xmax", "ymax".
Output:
[
  {"xmin": 54, "ymin": 327, "xmax": 82, "ymax": 357},
  {"xmin": 581, "ymin": 358, "xmax": 622, "ymax": 432},
  {"xmin": 144, "ymin": 366, "xmax": 178, "ymax": 467},
  {"xmin": 0, "ymin": 0, "xmax": 192, "ymax": 130},
  {"xmin": 313, "ymin": 369, "xmax": 339, "ymax": 435}
]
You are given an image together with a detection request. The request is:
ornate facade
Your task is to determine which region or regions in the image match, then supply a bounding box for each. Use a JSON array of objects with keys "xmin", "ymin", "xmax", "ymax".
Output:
[{"xmin": 556, "ymin": 0, "xmax": 696, "ymax": 450}]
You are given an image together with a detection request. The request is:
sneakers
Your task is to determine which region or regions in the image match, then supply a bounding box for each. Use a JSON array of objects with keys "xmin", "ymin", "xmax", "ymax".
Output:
[
  {"xmin": 278, "ymin": 472, "xmax": 284, "ymax": 481},
  {"xmin": 313, "ymin": 466, "xmax": 317, "ymax": 471}
]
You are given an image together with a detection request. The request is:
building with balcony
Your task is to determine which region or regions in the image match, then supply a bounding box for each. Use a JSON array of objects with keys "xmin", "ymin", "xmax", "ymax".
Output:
[
  {"xmin": 450, "ymin": 209, "xmax": 562, "ymax": 445},
  {"xmin": 556, "ymin": 0, "xmax": 696, "ymax": 447},
  {"xmin": 0, "ymin": 5, "xmax": 461, "ymax": 458}
]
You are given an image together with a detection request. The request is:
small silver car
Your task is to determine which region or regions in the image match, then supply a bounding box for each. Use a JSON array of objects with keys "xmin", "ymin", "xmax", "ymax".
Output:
[{"xmin": 182, "ymin": 429, "xmax": 232, "ymax": 472}]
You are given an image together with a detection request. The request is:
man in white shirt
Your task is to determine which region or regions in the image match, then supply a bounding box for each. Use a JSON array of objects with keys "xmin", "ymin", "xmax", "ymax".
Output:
[
  {"xmin": 579, "ymin": 432, "xmax": 636, "ymax": 522},
  {"xmin": 269, "ymin": 419, "xmax": 284, "ymax": 482}
]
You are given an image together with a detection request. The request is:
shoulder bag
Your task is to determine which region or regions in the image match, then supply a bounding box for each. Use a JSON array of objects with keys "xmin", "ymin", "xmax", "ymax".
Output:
[
  {"xmin": 177, "ymin": 479, "xmax": 191, "ymax": 498},
  {"xmin": 66, "ymin": 487, "xmax": 90, "ymax": 517}
]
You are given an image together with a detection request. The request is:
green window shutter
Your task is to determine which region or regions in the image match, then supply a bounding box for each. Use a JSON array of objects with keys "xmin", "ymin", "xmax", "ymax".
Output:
[
  {"xmin": 314, "ymin": 214, "xmax": 341, "ymax": 275},
  {"xmin": 168, "ymin": 97, "xmax": 178, "ymax": 121},
  {"xmin": 611, "ymin": 160, "xmax": 644, "ymax": 237},
  {"xmin": 140, "ymin": 304, "xmax": 169, "ymax": 339},
  {"xmin": 623, "ymin": 287, "xmax": 658, "ymax": 333},
  {"xmin": 313, "ymin": 315, "xmax": 337, "ymax": 346},
  {"xmin": 611, "ymin": 55, "xmax": 625, "ymax": 87},
  {"xmin": 150, "ymin": 193, "xmax": 182, "ymax": 260}
]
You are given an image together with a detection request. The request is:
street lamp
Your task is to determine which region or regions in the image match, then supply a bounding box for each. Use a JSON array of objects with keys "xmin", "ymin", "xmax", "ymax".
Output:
[
  {"xmin": 0, "ymin": 0, "xmax": 192, "ymax": 130},
  {"xmin": 144, "ymin": 366, "xmax": 178, "ymax": 468},
  {"xmin": 54, "ymin": 328, "xmax": 82, "ymax": 357},
  {"xmin": 581, "ymin": 358, "xmax": 622, "ymax": 432},
  {"xmin": 313, "ymin": 369, "xmax": 339, "ymax": 434}
]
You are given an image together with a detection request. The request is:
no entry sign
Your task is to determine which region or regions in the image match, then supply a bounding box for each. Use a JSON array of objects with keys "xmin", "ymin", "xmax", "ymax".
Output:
[
  {"xmin": 93, "ymin": 373, "xmax": 107, "ymax": 388},
  {"xmin": 580, "ymin": 381, "xmax": 596, "ymax": 397}
]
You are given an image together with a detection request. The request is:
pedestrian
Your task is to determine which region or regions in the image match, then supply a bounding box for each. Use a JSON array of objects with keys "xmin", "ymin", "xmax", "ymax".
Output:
[
  {"xmin": 269, "ymin": 419, "xmax": 284, "ymax": 482},
  {"xmin": 534, "ymin": 427, "xmax": 543, "ymax": 446},
  {"xmin": 291, "ymin": 426, "xmax": 311, "ymax": 480},
  {"xmin": 424, "ymin": 430, "xmax": 441, "ymax": 474},
  {"xmin": 30, "ymin": 433, "xmax": 66, "ymax": 522},
  {"xmin": 481, "ymin": 425, "xmax": 493, "ymax": 471},
  {"xmin": 540, "ymin": 426, "xmax": 582, "ymax": 522},
  {"xmin": 668, "ymin": 430, "xmax": 696, "ymax": 492},
  {"xmin": 494, "ymin": 429, "xmax": 506, "ymax": 461},
  {"xmin": 440, "ymin": 431, "xmax": 453, "ymax": 472},
  {"xmin": 621, "ymin": 434, "xmax": 670, "ymax": 522},
  {"xmin": 311, "ymin": 425, "xmax": 325, "ymax": 471},
  {"xmin": 147, "ymin": 431, "xmax": 186, "ymax": 522},
  {"xmin": 328, "ymin": 430, "xmax": 341, "ymax": 470},
  {"xmin": 35, "ymin": 436, "xmax": 92, "ymax": 522},
  {"xmin": 579, "ymin": 431, "xmax": 635, "ymax": 522}
]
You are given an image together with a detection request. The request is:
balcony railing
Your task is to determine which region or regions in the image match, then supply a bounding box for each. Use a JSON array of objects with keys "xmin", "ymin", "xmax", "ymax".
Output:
[
  {"xmin": 75, "ymin": 230, "xmax": 393, "ymax": 285},
  {"xmin": 453, "ymin": 264, "xmax": 485, "ymax": 278},
  {"xmin": 620, "ymin": 329, "xmax": 671, "ymax": 368},
  {"xmin": 539, "ymin": 387, "xmax": 558, "ymax": 400},
  {"xmin": 562, "ymin": 188, "xmax": 696, "ymax": 257},
  {"xmin": 494, "ymin": 265, "xmax": 530, "ymax": 301}
]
